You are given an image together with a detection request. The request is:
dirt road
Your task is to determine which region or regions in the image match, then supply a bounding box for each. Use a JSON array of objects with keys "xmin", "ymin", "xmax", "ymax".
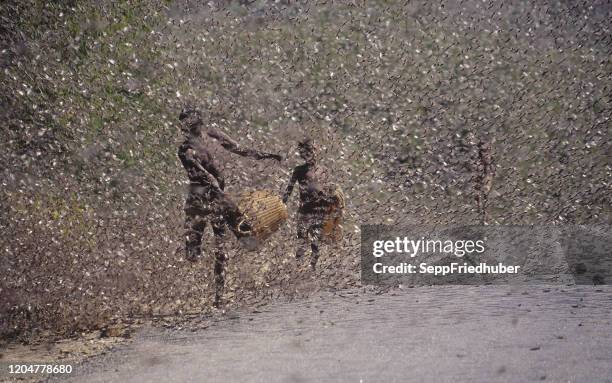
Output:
[{"xmin": 49, "ymin": 286, "xmax": 612, "ymax": 382}]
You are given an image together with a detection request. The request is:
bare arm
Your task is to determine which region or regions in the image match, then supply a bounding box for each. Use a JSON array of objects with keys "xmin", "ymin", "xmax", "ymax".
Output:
[
  {"xmin": 206, "ymin": 127, "xmax": 281, "ymax": 161},
  {"xmin": 282, "ymin": 168, "xmax": 298, "ymax": 204},
  {"xmin": 204, "ymin": 159, "xmax": 225, "ymax": 190}
]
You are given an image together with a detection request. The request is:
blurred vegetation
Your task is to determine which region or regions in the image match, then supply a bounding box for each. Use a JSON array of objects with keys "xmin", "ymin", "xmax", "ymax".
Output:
[{"xmin": 1, "ymin": 0, "xmax": 610, "ymax": 341}]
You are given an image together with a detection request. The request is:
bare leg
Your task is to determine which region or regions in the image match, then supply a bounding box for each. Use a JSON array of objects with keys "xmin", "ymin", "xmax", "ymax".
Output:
[
  {"xmin": 211, "ymin": 218, "xmax": 227, "ymax": 307},
  {"xmin": 475, "ymin": 192, "xmax": 483, "ymax": 224},
  {"xmin": 184, "ymin": 187, "xmax": 212, "ymax": 262},
  {"xmin": 475, "ymin": 188, "xmax": 490, "ymax": 225},
  {"xmin": 309, "ymin": 223, "xmax": 323, "ymax": 270},
  {"xmin": 185, "ymin": 213, "xmax": 206, "ymax": 262},
  {"xmin": 481, "ymin": 192, "xmax": 489, "ymax": 225},
  {"xmin": 310, "ymin": 240, "xmax": 320, "ymax": 270},
  {"xmin": 295, "ymin": 214, "xmax": 309, "ymax": 260}
]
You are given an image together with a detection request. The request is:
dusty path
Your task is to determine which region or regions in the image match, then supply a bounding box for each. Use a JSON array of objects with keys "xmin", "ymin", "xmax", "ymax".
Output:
[{"xmin": 50, "ymin": 286, "xmax": 612, "ymax": 383}]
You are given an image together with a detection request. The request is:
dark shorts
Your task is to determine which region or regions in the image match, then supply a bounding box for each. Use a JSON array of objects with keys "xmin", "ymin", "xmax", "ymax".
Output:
[
  {"xmin": 297, "ymin": 212, "xmax": 325, "ymax": 241},
  {"xmin": 185, "ymin": 184, "xmax": 243, "ymax": 237},
  {"xmin": 185, "ymin": 185, "xmax": 216, "ymax": 216}
]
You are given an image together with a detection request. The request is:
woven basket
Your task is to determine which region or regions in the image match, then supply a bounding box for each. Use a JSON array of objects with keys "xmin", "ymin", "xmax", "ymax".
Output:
[
  {"xmin": 321, "ymin": 186, "xmax": 345, "ymax": 244},
  {"xmin": 234, "ymin": 190, "xmax": 288, "ymax": 247}
]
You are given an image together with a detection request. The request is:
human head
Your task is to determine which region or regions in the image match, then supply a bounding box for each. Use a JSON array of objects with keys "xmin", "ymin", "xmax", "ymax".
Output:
[
  {"xmin": 179, "ymin": 106, "xmax": 203, "ymax": 135},
  {"xmin": 477, "ymin": 138, "xmax": 494, "ymax": 153},
  {"xmin": 298, "ymin": 137, "xmax": 316, "ymax": 164}
]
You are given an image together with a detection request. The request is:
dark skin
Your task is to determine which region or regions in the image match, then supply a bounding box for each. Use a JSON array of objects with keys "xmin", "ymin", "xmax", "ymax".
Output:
[
  {"xmin": 282, "ymin": 145, "xmax": 334, "ymax": 210},
  {"xmin": 178, "ymin": 110, "xmax": 281, "ymax": 306},
  {"xmin": 474, "ymin": 139, "xmax": 495, "ymax": 225},
  {"xmin": 283, "ymin": 143, "xmax": 338, "ymax": 268},
  {"xmin": 179, "ymin": 122, "xmax": 282, "ymax": 192}
]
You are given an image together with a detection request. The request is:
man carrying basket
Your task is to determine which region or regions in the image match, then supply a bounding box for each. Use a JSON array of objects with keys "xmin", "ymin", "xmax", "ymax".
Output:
[
  {"xmin": 283, "ymin": 138, "xmax": 344, "ymax": 270},
  {"xmin": 177, "ymin": 107, "xmax": 281, "ymax": 306}
]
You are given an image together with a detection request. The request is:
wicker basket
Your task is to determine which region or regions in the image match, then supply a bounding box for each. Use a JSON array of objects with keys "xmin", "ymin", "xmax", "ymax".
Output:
[
  {"xmin": 234, "ymin": 190, "xmax": 288, "ymax": 248},
  {"xmin": 321, "ymin": 186, "xmax": 345, "ymax": 244}
]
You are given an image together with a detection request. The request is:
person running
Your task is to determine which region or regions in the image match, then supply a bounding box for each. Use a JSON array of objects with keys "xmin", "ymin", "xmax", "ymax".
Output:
[
  {"xmin": 283, "ymin": 138, "xmax": 341, "ymax": 270},
  {"xmin": 178, "ymin": 107, "xmax": 281, "ymax": 305}
]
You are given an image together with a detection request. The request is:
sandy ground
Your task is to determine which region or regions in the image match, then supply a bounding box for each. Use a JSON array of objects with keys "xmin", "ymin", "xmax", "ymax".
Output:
[{"xmin": 34, "ymin": 285, "xmax": 612, "ymax": 383}]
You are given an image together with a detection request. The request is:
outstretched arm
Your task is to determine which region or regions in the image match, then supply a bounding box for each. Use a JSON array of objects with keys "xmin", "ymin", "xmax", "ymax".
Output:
[
  {"xmin": 282, "ymin": 168, "xmax": 298, "ymax": 204},
  {"xmin": 206, "ymin": 127, "xmax": 282, "ymax": 161}
]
